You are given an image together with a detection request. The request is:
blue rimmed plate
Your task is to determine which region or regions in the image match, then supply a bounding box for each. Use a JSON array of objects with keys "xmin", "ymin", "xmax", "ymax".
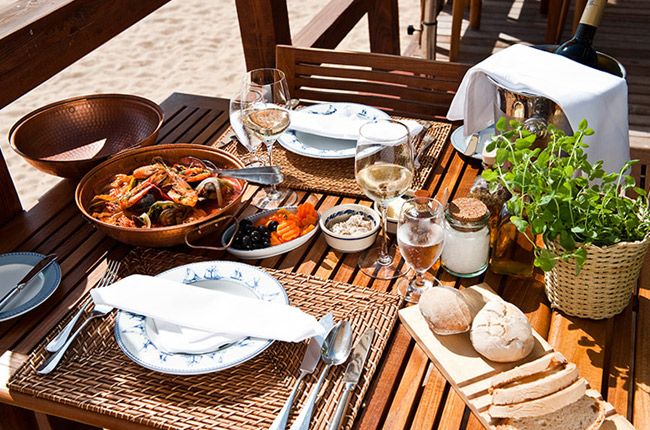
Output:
[
  {"xmin": 450, "ymin": 124, "xmax": 496, "ymax": 160},
  {"xmin": 0, "ymin": 252, "xmax": 62, "ymax": 322},
  {"xmin": 278, "ymin": 103, "xmax": 389, "ymax": 160},
  {"xmin": 114, "ymin": 261, "xmax": 288, "ymax": 375}
]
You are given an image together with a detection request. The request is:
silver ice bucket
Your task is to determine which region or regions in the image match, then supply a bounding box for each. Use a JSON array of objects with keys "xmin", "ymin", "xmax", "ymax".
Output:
[{"xmin": 491, "ymin": 48, "xmax": 626, "ymax": 140}]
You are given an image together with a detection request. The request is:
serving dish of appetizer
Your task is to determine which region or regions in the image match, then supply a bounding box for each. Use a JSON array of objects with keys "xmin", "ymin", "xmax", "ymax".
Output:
[
  {"xmin": 222, "ymin": 203, "xmax": 320, "ymax": 259},
  {"xmin": 76, "ymin": 144, "xmax": 247, "ymax": 247}
]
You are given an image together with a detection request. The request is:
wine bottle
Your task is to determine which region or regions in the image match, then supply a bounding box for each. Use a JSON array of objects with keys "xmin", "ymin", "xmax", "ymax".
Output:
[{"xmin": 554, "ymin": 0, "xmax": 606, "ymax": 69}]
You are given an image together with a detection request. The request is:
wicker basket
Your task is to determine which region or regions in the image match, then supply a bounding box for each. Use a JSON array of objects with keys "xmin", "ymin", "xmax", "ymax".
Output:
[{"xmin": 544, "ymin": 235, "xmax": 650, "ymax": 319}]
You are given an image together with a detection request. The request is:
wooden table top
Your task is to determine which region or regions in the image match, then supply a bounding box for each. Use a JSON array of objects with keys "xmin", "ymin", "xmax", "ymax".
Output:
[{"xmin": 0, "ymin": 92, "xmax": 646, "ymax": 430}]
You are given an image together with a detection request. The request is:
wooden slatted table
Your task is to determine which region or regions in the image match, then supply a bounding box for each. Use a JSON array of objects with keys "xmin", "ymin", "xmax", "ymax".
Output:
[{"xmin": 0, "ymin": 92, "xmax": 646, "ymax": 430}]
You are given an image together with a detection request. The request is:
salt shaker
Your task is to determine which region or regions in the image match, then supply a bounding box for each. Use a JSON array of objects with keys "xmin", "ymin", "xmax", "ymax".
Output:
[{"xmin": 441, "ymin": 197, "xmax": 490, "ymax": 277}]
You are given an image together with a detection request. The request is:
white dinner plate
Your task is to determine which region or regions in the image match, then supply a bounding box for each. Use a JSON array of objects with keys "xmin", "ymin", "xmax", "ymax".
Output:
[
  {"xmin": 114, "ymin": 261, "xmax": 288, "ymax": 375},
  {"xmin": 277, "ymin": 103, "xmax": 389, "ymax": 159},
  {"xmin": 0, "ymin": 252, "xmax": 62, "ymax": 322},
  {"xmin": 450, "ymin": 124, "xmax": 496, "ymax": 160},
  {"xmin": 222, "ymin": 206, "xmax": 320, "ymax": 260}
]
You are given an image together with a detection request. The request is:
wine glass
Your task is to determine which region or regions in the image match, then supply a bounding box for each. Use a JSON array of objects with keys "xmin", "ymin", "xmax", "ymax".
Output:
[
  {"xmin": 355, "ymin": 119, "xmax": 415, "ymax": 280},
  {"xmin": 240, "ymin": 68, "xmax": 297, "ymax": 209},
  {"xmin": 229, "ymin": 89, "xmax": 264, "ymax": 166},
  {"xmin": 397, "ymin": 197, "xmax": 445, "ymax": 303}
]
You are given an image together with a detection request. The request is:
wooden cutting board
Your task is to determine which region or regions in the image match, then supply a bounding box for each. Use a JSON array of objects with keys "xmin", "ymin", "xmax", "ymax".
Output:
[{"xmin": 398, "ymin": 283, "xmax": 635, "ymax": 430}]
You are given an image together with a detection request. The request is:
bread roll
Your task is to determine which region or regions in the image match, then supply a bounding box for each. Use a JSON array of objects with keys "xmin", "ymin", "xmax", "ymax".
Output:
[
  {"xmin": 470, "ymin": 300, "xmax": 534, "ymax": 362},
  {"xmin": 418, "ymin": 286, "xmax": 485, "ymax": 335}
]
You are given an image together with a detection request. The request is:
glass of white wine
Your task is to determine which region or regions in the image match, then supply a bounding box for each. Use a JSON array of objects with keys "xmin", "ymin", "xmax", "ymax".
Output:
[
  {"xmin": 240, "ymin": 68, "xmax": 297, "ymax": 209},
  {"xmin": 397, "ymin": 197, "xmax": 445, "ymax": 303},
  {"xmin": 355, "ymin": 119, "xmax": 414, "ymax": 279},
  {"xmin": 229, "ymin": 88, "xmax": 264, "ymax": 166}
]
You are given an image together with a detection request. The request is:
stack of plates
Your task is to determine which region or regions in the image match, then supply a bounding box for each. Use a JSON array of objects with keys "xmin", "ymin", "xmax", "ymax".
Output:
[{"xmin": 277, "ymin": 103, "xmax": 389, "ymax": 160}]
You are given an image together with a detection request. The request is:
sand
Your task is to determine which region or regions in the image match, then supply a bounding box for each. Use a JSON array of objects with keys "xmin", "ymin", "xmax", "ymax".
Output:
[{"xmin": 0, "ymin": 0, "xmax": 420, "ymax": 210}]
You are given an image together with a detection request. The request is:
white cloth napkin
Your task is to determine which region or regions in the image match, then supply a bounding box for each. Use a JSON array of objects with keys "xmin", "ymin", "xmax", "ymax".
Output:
[
  {"xmin": 289, "ymin": 109, "xmax": 423, "ymax": 140},
  {"xmin": 447, "ymin": 44, "xmax": 629, "ymax": 172},
  {"xmin": 91, "ymin": 274, "xmax": 325, "ymax": 354}
]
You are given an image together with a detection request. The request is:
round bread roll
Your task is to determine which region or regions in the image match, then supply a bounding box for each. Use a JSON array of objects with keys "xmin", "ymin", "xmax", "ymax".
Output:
[
  {"xmin": 419, "ymin": 286, "xmax": 485, "ymax": 335},
  {"xmin": 470, "ymin": 300, "xmax": 534, "ymax": 362}
]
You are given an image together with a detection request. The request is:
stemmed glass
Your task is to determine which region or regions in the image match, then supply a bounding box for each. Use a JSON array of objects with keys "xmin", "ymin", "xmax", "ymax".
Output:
[
  {"xmin": 396, "ymin": 197, "xmax": 445, "ymax": 303},
  {"xmin": 229, "ymin": 89, "xmax": 264, "ymax": 166},
  {"xmin": 240, "ymin": 68, "xmax": 297, "ymax": 209},
  {"xmin": 355, "ymin": 119, "xmax": 415, "ymax": 280}
]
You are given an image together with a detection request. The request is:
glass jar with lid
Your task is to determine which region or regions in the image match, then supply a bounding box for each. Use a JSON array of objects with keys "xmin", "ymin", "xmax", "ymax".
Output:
[{"xmin": 441, "ymin": 197, "xmax": 490, "ymax": 277}]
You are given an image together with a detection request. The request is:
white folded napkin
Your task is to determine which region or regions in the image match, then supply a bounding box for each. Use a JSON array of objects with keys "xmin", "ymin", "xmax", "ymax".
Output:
[
  {"xmin": 289, "ymin": 109, "xmax": 423, "ymax": 140},
  {"xmin": 91, "ymin": 274, "xmax": 325, "ymax": 354},
  {"xmin": 447, "ymin": 44, "xmax": 629, "ymax": 173}
]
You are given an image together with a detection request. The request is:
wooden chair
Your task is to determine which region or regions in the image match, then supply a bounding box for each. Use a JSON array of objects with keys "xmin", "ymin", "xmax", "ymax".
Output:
[
  {"xmin": 450, "ymin": 0, "xmax": 482, "ymax": 61},
  {"xmin": 544, "ymin": 0, "xmax": 587, "ymax": 44},
  {"xmin": 0, "ymin": 155, "xmax": 21, "ymax": 227},
  {"xmin": 275, "ymin": 45, "xmax": 471, "ymax": 120}
]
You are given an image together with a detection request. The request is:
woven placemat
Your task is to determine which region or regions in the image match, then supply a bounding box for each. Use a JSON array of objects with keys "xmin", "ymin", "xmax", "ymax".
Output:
[
  {"xmin": 9, "ymin": 249, "xmax": 401, "ymax": 430},
  {"xmin": 216, "ymin": 119, "xmax": 451, "ymax": 198}
]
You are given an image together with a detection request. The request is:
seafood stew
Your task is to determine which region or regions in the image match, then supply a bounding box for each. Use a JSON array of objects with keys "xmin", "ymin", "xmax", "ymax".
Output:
[{"xmin": 89, "ymin": 156, "xmax": 243, "ymax": 229}]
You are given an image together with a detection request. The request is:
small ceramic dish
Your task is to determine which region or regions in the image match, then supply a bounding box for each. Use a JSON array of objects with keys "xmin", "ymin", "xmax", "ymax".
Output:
[
  {"xmin": 320, "ymin": 204, "xmax": 381, "ymax": 253},
  {"xmin": 373, "ymin": 195, "xmax": 411, "ymax": 235},
  {"xmin": 221, "ymin": 206, "xmax": 320, "ymax": 260}
]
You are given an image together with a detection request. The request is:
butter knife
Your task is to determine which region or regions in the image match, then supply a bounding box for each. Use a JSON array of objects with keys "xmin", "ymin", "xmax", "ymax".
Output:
[
  {"xmin": 327, "ymin": 327, "xmax": 374, "ymax": 430},
  {"xmin": 269, "ymin": 313, "xmax": 334, "ymax": 430},
  {"xmin": 0, "ymin": 254, "xmax": 57, "ymax": 312}
]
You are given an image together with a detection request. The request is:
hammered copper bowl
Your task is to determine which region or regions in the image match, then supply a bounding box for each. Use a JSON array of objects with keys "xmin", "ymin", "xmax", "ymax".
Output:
[
  {"xmin": 75, "ymin": 144, "xmax": 247, "ymax": 247},
  {"xmin": 10, "ymin": 94, "xmax": 164, "ymax": 178}
]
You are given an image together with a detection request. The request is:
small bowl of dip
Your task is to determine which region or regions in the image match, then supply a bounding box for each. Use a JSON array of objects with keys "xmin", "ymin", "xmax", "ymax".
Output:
[
  {"xmin": 373, "ymin": 195, "xmax": 411, "ymax": 234},
  {"xmin": 320, "ymin": 204, "xmax": 381, "ymax": 253}
]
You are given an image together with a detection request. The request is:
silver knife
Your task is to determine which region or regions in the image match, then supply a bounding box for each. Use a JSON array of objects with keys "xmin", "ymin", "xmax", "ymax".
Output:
[
  {"xmin": 269, "ymin": 313, "xmax": 335, "ymax": 430},
  {"xmin": 327, "ymin": 328, "xmax": 374, "ymax": 430},
  {"xmin": 0, "ymin": 254, "xmax": 57, "ymax": 312}
]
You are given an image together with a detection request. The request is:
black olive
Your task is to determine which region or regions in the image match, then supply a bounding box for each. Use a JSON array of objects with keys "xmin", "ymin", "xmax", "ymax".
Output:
[
  {"xmin": 268, "ymin": 221, "xmax": 279, "ymax": 231},
  {"xmin": 262, "ymin": 239, "xmax": 270, "ymax": 247},
  {"xmin": 242, "ymin": 235, "xmax": 251, "ymax": 246},
  {"xmin": 251, "ymin": 231, "xmax": 261, "ymax": 241}
]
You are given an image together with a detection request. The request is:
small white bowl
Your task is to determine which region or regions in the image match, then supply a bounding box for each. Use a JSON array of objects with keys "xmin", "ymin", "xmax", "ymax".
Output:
[
  {"xmin": 373, "ymin": 196, "xmax": 410, "ymax": 235},
  {"xmin": 319, "ymin": 204, "xmax": 380, "ymax": 253}
]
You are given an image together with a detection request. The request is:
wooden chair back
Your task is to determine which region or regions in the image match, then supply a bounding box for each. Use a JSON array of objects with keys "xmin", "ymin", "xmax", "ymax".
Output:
[
  {"xmin": 276, "ymin": 45, "xmax": 470, "ymax": 120},
  {"xmin": 631, "ymin": 145, "xmax": 650, "ymax": 194}
]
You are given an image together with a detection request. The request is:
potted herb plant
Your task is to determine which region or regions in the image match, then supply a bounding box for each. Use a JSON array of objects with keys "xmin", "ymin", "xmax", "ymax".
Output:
[{"xmin": 483, "ymin": 118, "xmax": 650, "ymax": 319}]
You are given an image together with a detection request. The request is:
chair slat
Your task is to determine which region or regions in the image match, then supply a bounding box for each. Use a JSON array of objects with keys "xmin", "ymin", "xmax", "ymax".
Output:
[
  {"xmin": 296, "ymin": 89, "xmax": 453, "ymax": 119},
  {"xmin": 294, "ymin": 76, "xmax": 457, "ymax": 105},
  {"xmin": 295, "ymin": 64, "xmax": 463, "ymax": 92}
]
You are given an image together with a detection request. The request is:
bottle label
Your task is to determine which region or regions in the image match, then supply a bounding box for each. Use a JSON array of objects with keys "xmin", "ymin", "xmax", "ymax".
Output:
[{"xmin": 580, "ymin": 0, "xmax": 606, "ymax": 27}]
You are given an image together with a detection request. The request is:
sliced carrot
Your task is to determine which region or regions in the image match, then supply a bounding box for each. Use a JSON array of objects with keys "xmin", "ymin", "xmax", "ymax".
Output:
[
  {"xmin": 301, "ymin": 224, "xmax": 315, "ymax": 235},
  {"xmin": 270, "ymin": 232, "xmax": 282, "ymax": 246}
]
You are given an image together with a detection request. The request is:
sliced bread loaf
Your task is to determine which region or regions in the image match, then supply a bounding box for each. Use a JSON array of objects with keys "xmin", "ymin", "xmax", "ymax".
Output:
[
  {"xmin": 493, "ymin": 394, "xmax": 606, "ymax": 430},
  {"xmin": 489, "ymin": 378, "xmax": 587, "ymax": 419},
  {"xmin": 491, "ymin": 362, "xmax": 579, "ymax": 405},
  {"xmin": 491, "ymin": 352, "xmax": 567, "ymax": 388}
]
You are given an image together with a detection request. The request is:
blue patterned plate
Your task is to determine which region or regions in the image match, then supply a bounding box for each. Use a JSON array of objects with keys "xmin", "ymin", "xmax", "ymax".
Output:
[
  {"xmin": 114, "ymin": 261, "xmax": 288, "ymax": 375},
  {"xmin": 278, "ymin": 103, "xmax": 389, "ymax": 159},
  {"xmin": 450, "ymin": 124, "xmax": 496, "ymax": 160},
  {"xmin": 0, "ymin": 252, "xmax": 62, "ymax": 322}
]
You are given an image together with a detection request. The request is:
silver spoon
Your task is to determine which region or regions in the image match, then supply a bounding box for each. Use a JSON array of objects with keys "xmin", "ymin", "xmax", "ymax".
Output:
[{"xmin": 289, "ymin": 321, "xmax": 353, "ymax": 430}]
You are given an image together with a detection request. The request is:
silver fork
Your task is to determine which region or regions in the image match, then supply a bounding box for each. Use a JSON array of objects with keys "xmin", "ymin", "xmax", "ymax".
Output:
[
  {"xmin": 45, "ymin": 260, "xmax": 120, "ymax": 353},
  {"xmin": 37, "ymin": 304, "xmax": 114, "ymax": 375}
]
